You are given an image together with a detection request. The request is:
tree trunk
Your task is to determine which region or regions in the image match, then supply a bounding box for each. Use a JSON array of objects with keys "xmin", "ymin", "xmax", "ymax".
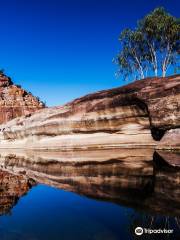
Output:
[
  {"xmin": 162, "ymin": 69, "xmax": 166, "ymax": 77},
  {"xmin": 155, "ymin": 67, "xmax": 158, "ymax": 77}
]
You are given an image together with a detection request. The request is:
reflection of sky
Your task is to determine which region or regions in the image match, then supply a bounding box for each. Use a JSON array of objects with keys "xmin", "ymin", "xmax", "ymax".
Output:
[
  {"xmin": 0, "ymin": 185, "xmax": 131, "ymax": 240},
  {"xmin": 0, "ymin": 184, "xmax": 179, "ymax": 240},
  {"xmin": 0, "ymin": 0, "xmax": 179, "ymax": 106}
]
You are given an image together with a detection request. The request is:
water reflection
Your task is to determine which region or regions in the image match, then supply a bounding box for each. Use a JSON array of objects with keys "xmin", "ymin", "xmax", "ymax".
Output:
[
  {"xmin": 0, "ymin": 169, "xmax": 35, "ymax": 216},
  {"xmin": 0, "ymin": 149, "xmax": 154, "ymax": 206},
  {"xmin": 0, "ymin": 148, "xmax": 179, "ymax": 239}
]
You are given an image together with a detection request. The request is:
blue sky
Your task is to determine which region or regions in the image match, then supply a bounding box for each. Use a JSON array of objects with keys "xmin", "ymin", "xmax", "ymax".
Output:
[{"xmin": 0, "ymin": 0, "xmax": 179, "ymax": 106}]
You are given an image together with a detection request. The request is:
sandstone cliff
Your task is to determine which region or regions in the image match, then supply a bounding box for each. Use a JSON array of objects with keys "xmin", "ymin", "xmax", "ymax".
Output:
[
  {"xmin": 0, "ymin": 75, "xmax": 179, "ymax": 150},
  {"xmin": 0, "ymin": 73, "xmax": 45, "ymax": 124}
]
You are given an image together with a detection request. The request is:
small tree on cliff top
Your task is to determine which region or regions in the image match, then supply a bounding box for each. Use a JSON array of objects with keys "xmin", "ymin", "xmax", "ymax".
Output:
[{"xmin": 115, "ymin": 7, "xmax": 180, "ymax": 80}]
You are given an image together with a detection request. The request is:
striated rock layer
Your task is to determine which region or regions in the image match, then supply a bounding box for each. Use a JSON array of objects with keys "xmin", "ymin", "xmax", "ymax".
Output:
[
  {"xmin": 0, "ymin": 75, "xmax": 179, "ymax": 150},
  {"xmin": 0, "ymin": 73, "xmax": 45, "ymax": 125}
]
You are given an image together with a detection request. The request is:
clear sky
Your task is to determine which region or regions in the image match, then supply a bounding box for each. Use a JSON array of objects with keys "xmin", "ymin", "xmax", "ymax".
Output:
[{"xmin": 0, "ymin": 0, "xmax": 179, "ymax": 106}]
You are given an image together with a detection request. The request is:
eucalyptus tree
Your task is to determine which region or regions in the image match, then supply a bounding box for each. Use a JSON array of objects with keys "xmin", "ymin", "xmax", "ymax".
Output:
[
  {"xmin": 116, "ymin": 29, "xmax": 149, "ymax": 80},
  {"xmin": 115, "ymin": 7, "xmax": 180, "ymax": 80}
]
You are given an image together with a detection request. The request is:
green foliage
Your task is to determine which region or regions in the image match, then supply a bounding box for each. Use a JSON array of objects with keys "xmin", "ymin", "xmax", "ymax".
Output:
[{"xmin": 115, "ymin": 7, "xmax": 180, "ymax": 80}]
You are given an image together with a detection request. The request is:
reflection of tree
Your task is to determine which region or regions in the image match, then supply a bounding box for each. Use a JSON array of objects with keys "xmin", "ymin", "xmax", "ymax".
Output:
[
  {"xmin": 129, "ymin": 210, "xmax": 180, "ymax": 239},
  {"xmin": 175, "ymin": 217, "xmax": 180, "ymax": 229}
]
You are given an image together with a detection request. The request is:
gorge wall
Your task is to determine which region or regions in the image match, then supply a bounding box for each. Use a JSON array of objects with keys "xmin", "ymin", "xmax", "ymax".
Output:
[
  {"xmin": 0, "ymin": 73, "xmax": 45, "ymax": 124},
  {"xmin": 0, "ymin": 74, "xmax": 179, "ymax": 150}
]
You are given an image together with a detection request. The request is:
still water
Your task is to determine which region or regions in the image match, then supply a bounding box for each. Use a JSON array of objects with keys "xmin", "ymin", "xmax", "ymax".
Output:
[{"xmin": 0, "ymin": 149, "xmax": 179, "ymax": 240}]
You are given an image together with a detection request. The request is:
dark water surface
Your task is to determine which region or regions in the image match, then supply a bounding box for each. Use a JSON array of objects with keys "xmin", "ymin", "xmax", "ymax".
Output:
[
  {"xmin": 0, "ymin": 185, "xmax": 132, "ymax": 240},
  {"xmin": 0, "ymin": 149, "xmax": 179, "ymax": 240}
]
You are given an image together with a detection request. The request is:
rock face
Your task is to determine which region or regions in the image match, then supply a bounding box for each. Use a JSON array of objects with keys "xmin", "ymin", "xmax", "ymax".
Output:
[
  {"xmin": 0, "ymin": 73, "xmax": 45, "ymax": 125},
  {"xmin": 0, "ymin": 74, "xmax": 179, "ymax": 150},
  {"xmin": 157, "ymin": 129, "xmax": 180, "ymax": 150}
]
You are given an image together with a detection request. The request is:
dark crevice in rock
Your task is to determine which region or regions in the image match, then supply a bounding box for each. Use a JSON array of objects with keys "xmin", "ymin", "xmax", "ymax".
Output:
[
  {"xmin": 151, "ymin": 127, "xmax": 166, "ymax": 141},
  {"xmin": 129, "ymin": 97, "xmax": 148, "ymax": 112},
  {"xmin": 131, "ymin": 97, "xmax": 166, "ymax": 141}
]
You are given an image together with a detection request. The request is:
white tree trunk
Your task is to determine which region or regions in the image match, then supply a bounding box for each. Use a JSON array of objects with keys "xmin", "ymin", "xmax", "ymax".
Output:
[
  {"xmin": 162, "ymin": 43, "xmax": 171, "ymax": 77},
  {"xmin": 133, "ymin": 52, "xmax": 145, "ymax": 79},
  {"xmin": 162, "ymin": 67, "xmax": 166, "ymax": 77},
  {"xmin": 149, "ymin": 43, "xmax": 158, "ymax": 77}
]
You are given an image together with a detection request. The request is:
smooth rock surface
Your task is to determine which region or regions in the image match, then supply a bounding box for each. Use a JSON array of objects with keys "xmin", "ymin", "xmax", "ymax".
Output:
[{"xmin": 0, "ymin": 75, "xmax": 179, "ymax": 150}]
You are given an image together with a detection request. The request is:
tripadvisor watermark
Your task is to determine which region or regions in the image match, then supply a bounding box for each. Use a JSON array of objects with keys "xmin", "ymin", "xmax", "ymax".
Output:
[{"xmin": 135, "ymin": 227, "xmax": 174, "ymax": 236}]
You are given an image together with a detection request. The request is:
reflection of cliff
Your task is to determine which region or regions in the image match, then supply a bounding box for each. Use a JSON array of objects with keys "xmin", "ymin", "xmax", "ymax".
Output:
[
  {"xmin": 0, "ymin": 149, "xmax": 179, "ymax": 217},
  {"xmin": 0, "ymin": 149, "xmax": 154, "ymax": 193},
  {"xmin": 0, "ymin": 170, "xmax": 35, "ymax": 215},
  {"xmin": 155, "ymin": 150, "xmax": 180, "ymax": 168}
]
